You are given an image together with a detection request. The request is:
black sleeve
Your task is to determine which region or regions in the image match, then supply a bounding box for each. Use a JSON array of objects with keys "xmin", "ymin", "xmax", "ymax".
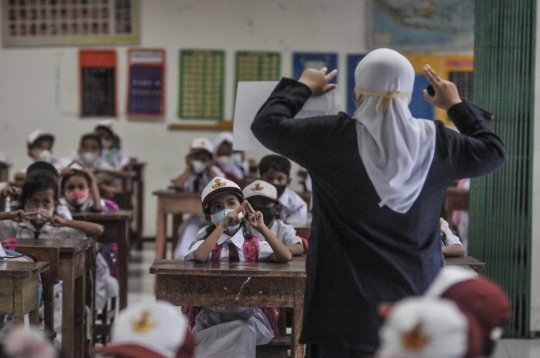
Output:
[
  {"xmin": 251, "ymin": 77, "xmax": 346, "ymax": 167},
  {"xmin": 442, "ymin": 101, "xmax": 507, "ymax": 180}
]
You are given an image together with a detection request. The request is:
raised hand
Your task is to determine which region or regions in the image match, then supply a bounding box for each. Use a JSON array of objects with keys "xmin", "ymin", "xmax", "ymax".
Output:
[
  {"xmin": 48, "ymin": 215, "xmax": 67, "ymax": 227},
  {"xmin": 219, "ymin": 200, "xmax": 248, "ymax": 229},
  {"xmin": 422, "ymin": 65, "xmax": 462, "ymax": 111},
  {"xmin": 298, "ymin": 67, "xmax": 338, "ymax": 96},
  {"xmin": 10, "ymin": 210, "xmax": 38, "ymax": 223},
  {"xmin": 245, "ymin": 201, "xmax": 265, "ymax": 230}
]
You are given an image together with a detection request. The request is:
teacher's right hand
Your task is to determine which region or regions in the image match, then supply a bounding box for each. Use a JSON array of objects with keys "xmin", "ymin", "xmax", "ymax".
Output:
[
  {"xmin": 299, "ymin": 67, "xmax": 338, "ymax": 96},
  {"xmin": 422, "ymin": 64, "xmax": 462, "ymax": 111}
]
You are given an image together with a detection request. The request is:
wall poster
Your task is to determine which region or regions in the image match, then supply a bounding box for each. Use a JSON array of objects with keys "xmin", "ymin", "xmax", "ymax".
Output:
[{"xmin": 79, "ymin": 49, "xmax": 116, "ymax": 117}]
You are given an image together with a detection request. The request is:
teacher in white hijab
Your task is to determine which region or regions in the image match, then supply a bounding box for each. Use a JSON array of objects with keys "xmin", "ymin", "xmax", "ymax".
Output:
[{"xmin": 252, "ymin": 48, "xmax": 506, "ymax": 357}]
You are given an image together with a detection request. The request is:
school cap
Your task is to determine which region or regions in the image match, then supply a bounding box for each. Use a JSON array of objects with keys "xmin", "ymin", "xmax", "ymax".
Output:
[
  {"xmin": 95, "ymin": 119, "xmax": 116, "ymax": 136},
  {"xmin": 92, "ymin": 300, "xmax": 195, "ymax": 358},
  {"xmin": 243, "ymin": 180, "xmax": 279, "ymax": 203},
  {"xmin": 377, "ymin": 297, "xmax": 483, "ymax": 358},
  {"xmin": 27, "ymin": 130, "xmax": 54, "ymax": 148},
  {"xmin": 213, "ymin": 131, "xmax": 234, "ymax": 150},
  {"xmin": 191, "ymin": 137, "xmax": 214, "ymax": 154},
  {"xmin": 201, "ymin": 176, "xmax": 243, "ymax": 210}
]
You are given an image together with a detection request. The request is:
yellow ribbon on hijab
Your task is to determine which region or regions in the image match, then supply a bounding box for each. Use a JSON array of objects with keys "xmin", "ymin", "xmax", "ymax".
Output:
[{"xmin": 354, "ymin": 88, "xmax": 411, "ymax": 113}]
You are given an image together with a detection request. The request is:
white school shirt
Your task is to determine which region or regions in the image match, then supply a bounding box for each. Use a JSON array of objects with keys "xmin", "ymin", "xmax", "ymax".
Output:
[
  {"xmin": 279, "ymin": 188, "xmax": 308, "ymax": 227},
  {"xmin": 250, "ymin": 219, "xmax": 302, "ymax": 246},
  {"xmin": 0, "ymin": 220, "xmax": 86, "ymax": 239},
  {"xmin": 185, "ymin": 228, "xmax": 274, "ymax": 262},
  {"xmin": 69, "ymin": 151, "xmax": 115, "ymax": 171},
  {"xmin": 441, "ymin": 219, "xmax": 462, "ymax": 246},
  {"xmin": 218, "ymin": 161, "xmax": 245, "ymax": 180},
  {"xmin": 182, "ymin": 166, "xmax": 225, "ymax": 193}
]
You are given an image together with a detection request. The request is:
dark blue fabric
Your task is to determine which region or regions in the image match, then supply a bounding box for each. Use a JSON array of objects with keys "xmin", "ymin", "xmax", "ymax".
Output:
[{"xmin": 252, "ymin": 78, "xmax": 507, "ymax": 353}]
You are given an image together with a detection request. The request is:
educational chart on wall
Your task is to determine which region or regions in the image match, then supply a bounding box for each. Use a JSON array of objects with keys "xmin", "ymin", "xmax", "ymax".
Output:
[
  {"xmin": 127, "ymin": 49, "xmax": 165, "ymax": 118},
  {"xmin": 370, "ymin": 0, "xmax": 474, "ymax": 50},
  {"xmin": 79, "ymin": 49, "xmax": 116, "ymax": 117},
  {"xmin": 235, "ymin": 51, "xmax": 280, "ymax": 90},
  {"xmin": 293, "ymin": 52, "xmax": 338, "ymax": 84},
  {"xmin": 2, "ymin": 0, "xmax": 140, "ymax": 48},
  {"xmin": 178, "ymin": 50, "xmax": 224, "ymax": 120}
]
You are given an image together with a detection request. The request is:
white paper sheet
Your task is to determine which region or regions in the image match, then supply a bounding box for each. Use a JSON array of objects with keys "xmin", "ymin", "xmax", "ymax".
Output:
[{"xmin": 233, "ymin": 81, "xmax": 340, "ymax": 151}]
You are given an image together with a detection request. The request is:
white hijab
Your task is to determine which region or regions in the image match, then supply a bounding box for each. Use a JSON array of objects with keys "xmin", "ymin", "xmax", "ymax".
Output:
[{"xmin": 353, "ymin": 49, "xmax": 436, "ymax": 213}]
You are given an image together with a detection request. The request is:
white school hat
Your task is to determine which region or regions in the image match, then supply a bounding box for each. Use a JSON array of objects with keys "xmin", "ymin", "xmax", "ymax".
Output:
[
  {"xmin": 424, "ymin": 265, "xmax": 478, "ymax": 298},
  {"xmin": 201, "ymin": 176, "xmax": 243, "ymax": 210},
  {"xmin": 213, "ymin": 131, "xmax": 234, "ymax": 150},
  {"xmin": 243, "ymin": 180, "xmax": 279, "ymax": 202},
  {"xmin": 191, "ymin": 137, "xmax": 214, "ymax": 154},
  {"xmin": 92, "ymin": 300, "xmax": 195, "ymax": 358},
  {"xmin": 27, "ymin": 130, "xmax": 54, "ymax": 148},
  {"xmin": 377, "ymin": 297, "xmax": 480, "ymax": 358}
]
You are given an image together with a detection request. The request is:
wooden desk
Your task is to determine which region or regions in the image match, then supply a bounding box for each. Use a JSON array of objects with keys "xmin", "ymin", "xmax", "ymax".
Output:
[
  {"xmin": 72, "ymin": 210, "xmax": 132, "ymax": 310},
  {"xmin": 446, "ymin": 256, "xmax": 485, "ymax": 271},
  {"xmin": 0, "ymin": 261, "xmax": 49, "ymax": 326},
  {"xmin": 153, "ymin": 191, "xmax": 203, "ymax": 259},
  {"xmin": 15, "ymin": 239, "xmax": 94, "ymax": 358},
  {"xmin": 130, "ymin": 160, "xmax": 146, "ymax": 250},
  {"xmin": 150, "ymin": 260, "xmax": 306, "ymax": 358}
]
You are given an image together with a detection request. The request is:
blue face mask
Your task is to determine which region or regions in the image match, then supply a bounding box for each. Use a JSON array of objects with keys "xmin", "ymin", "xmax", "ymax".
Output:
[{"xmin": 210, "ymin": 208, "xmax": 241, "ymax": 232}]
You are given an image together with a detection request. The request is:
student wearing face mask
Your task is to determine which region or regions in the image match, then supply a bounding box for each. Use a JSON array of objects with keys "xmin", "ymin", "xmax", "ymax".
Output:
[
  {"xmin": 14, "ymin": 130, "xmax": 70, "ymax": 182},
  {"xmin": 70, "ymin": 133, "xmax": 114, "ymax": 171},
  {"xmin": 173, "ymin": 138, "xmax": 225, "ymax": 259},
  {"xmin": 213, "ymin": 132, "xmax": 244, "ymax": 185},
  {"xmin": 95, "ymin": 120, "xmax": 130, "ymax": 170},
  {"xmin": 243, "ymin": 180, "xmax": 304, "ymax": 256}
]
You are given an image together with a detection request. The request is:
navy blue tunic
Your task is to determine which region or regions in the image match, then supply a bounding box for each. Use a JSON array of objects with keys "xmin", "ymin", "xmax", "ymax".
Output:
[{"xmin": 251, "ymin": 78, "xmax": 506, "ymax": 353}]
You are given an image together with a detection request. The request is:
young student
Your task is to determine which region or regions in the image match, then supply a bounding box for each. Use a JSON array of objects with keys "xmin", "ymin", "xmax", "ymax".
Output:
[
  {"xmin": 173, "ymin": 138, "xmax": 225, "ymax": 259},
  {"xmin": 185, "ymin": 177, "xmax": 292, "ymax": 358},
  {"xmin": 14, "ymin": 130, "xmax": 69, "ymax": 181},
  {"xmin": 213, "ymin": 132, "xmax": 245, "ymax": 183},
  {"xmin": 258, "ymin": 154, "xmax": 308, "ymax": 227},
  {"xmin": 59, "ymin": 162, "xmax": 106, "ymax": 213},
  {"xmin": 243, "ymin": 180, "xmax": 304, "ymax": 256},
  {"xmin": 440, "ymin": 218, "xmax": 465, "ymax": 258},
  {"xmin": 92, "ymin": 300, "xmax": 195, "ymax": 358},
  {"xmin": 0, "ymin": 174, "xmax": 103, "ymax": 239},
  {"xmin": 95, "ymin": 120, "xmax": 130, "ymax": 170}
]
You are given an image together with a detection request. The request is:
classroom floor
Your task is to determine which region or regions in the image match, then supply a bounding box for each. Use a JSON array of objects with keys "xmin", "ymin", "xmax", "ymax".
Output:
[{"xmin": 127, "ymin": 242, "xmax": 540, "ymax": 358}]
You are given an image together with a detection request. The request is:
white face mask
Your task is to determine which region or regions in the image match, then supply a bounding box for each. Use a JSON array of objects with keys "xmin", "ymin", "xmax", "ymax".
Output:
[
  {"xmin": 192, "ymin": 160, "xmax": 207, "ymax": 174},
  {"xmin": 35, "ymin": 150, "xmax": 52, "ymax": 163},
  {"xmin": 25, "ymin": 206, "xmax": 54, "ymax": 224},
  {"xmin": 216, "ymin": 155, "xmax": 232, "ymax": 168},
  {"xmin": 81, "ymin": 152, "xmax": 98, "ymax": 165}
]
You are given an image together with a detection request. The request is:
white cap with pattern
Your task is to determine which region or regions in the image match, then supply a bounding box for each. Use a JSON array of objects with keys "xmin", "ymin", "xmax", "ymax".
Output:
[
  {"xmin": 243, "ymin": 180, "xmax": 279, "ymax": 202},
  {"xmin": 201, "ymin": 176, "xmax": 243, "ymax": 210},
  {"xmin": 191, "ymin": 137, "xmax": 214, "ymax": 154}
]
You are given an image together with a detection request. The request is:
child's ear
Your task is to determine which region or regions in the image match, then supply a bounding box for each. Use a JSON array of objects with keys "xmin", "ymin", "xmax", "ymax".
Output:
[{"xmin": 286, "ymin": 177, "xmax": 292, "ymax": 186}]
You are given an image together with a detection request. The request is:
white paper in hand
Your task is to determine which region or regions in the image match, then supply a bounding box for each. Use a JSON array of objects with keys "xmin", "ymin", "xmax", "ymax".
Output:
[{"xmin": 233, "ymin": 81, "xmax": 340, "ymax": 151}]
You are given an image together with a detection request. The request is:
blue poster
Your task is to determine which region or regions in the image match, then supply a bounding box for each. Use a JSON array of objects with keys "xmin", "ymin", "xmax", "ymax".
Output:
[
  {"xmin": 293, "ymin": 52, "xmax": 338, "ymax": 84},
  {"xmin": 347, "ymin": 54, "xmax": 366, "ymax": 116},
  {"xmin": 127, "ymin": 65, "xmax": 164, "ymax": 116},
  {"xmin": 409, "ymin": 74, "xmax": 435, "ymax": 120}
]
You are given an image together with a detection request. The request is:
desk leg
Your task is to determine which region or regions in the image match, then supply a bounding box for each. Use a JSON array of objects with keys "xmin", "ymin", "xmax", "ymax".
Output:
[
  {"xmin": 73, "ymin": 275, "xmax": 85, "ymax": 358},
  {"xmin": 62, "ymin": 268, "xmax": 75, "ymax": 358},
  {"xmin": 13, "ymin": 277, "xmax": 24, "ymax": 326},
  {"xmin": 155, "ymin": 198, "xmax": 167, "ymax": 260},
  {"xmin": 43, "ymin": 284, "xmax": 55, "ymax": 335},
  {"xmin": 118, "ymin": 220, "xmax": 129, "ymax": 309},
  {"xmin": 292, "ymin": 277, "xmax": 305, "ymax": 358}
]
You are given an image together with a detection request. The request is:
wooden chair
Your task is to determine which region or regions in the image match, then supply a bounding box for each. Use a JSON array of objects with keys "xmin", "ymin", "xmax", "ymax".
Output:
[{"xmin": 444, "ymin": 187, "xmax": 469, "ymax": 227}]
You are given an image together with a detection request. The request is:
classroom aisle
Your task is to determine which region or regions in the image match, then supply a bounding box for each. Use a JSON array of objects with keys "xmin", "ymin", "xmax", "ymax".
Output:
[{"xmin": 127, "ymin": 243, "xmax": 540, "ymax": 358}]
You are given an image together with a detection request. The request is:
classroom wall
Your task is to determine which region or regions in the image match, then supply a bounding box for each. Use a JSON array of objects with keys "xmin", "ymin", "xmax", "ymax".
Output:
[{"xmin": 0, "ymin": 0, "xmax": 370, "ymax": 238}]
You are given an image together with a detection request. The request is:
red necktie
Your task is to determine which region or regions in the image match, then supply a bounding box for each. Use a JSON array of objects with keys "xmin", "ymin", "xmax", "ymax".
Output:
[{"xmin": 228, "ymin": 243, "xmax": 239, "ymax": 262}]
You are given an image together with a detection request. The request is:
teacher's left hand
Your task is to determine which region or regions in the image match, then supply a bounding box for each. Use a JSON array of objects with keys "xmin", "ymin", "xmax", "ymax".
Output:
[{"xmin": 299, "ymin": 67, "xmax": 337, "ymax": 96}]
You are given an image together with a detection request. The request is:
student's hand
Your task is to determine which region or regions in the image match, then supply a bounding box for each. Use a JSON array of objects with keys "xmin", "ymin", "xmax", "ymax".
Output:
[
  {"xmin": 245, "ymin": 201, "xmax": 265, "ymax": 230},
  {"xmin": 10, "ymin": 210, "xmax": 38, "ymax": 223},
  {"xmin": 48, "ymin": 215, "xmax": 67, "ymax": 227},
  {"xmin": 2, "ymin": 186, "xmax": 21, "ymax": 197},
  {"xmin": 422, "ymin": 65, "xmax": 462, "ymax": 111},
  {"xmin": 298, "ymin": 67, "xmax": 338, "ymax": 96},
  {"xmin": 219, "ymin": 201, "xmax": 247, "ymax": 229}
]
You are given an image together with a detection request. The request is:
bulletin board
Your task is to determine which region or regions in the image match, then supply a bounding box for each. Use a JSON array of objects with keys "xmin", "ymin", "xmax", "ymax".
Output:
[
  {"xmin": 347, "ymin": 54, "xmax": 366, "ymax": 116},
  {"xmin": 178, "ymin": 50, "xmax": 225, "ymax": 120},
  {"xmin": 126, "ymin": 48, "xmax": 165, "ymax": 118},
  {"xmin": 235, "ymin": 51, "xmax": 280, "ymax": 85},
  {"xmin": 293, "ymin": 52, "xmax": 338, "ymax": 83},
  {"xmin": 79, "ymin": 49, "xmax": 116, "ymax": 117},
  {"xmin": 3, "ymin": 0, "xmax": 140, "ymax": 48}
]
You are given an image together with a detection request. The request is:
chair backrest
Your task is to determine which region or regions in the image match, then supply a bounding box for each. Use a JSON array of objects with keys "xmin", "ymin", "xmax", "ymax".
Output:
[{"xmin": 294, "ymin": 227, "xmax": 311, "ymax": 240}]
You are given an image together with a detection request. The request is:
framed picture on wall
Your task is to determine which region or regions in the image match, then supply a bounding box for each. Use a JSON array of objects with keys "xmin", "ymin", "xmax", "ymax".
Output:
[
  {"xmin": 368, "ymin": 0, "xmax": 475, "ymax": 50},
  {"xmin": 2, "ymin": 0, "xmax": 140, "ymax": 48},
  {"xmin": 79, "ymin": 49, "xmax": 117, "ymax": 118}
]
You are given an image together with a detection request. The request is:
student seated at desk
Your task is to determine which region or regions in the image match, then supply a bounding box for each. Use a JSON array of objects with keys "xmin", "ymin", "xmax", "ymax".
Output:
[
  {"xmin": 259, "ymin": 154, "xmax": 308, "ymax": 227},
  {"xmin": 0, "ymin": 175, "xmax": 103, "ymax": 238},
  {"xmin": 94, "ymin": 120, "xmax": 130, "ymax": 170},
  {"xmin": 243, "ymin": 180, "xmax": 304, "ymax": 256},
  {"xmin": 14, "ymin": 130, "xmax": 70, "ymax": 182},
  {"xmin": 213, "ymin": 131, "xmax": 245, "ymax": 185},
  {"xmin": 440, "ymin": 218, "xmax": 465, "ymax": 258},
  {"xmin": 184, "ymin": 177, "xmax": 291, "ymax": 358},
  {"xmin": 173, "ymin": 138, "xmax": 224, "ymax": 259}
]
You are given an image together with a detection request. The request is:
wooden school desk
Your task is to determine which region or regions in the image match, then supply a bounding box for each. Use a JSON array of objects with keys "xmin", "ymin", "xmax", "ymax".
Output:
[
  {"xmin": 71, "ymin": 210, "xmax": 132, "ymax": 310},
  {"xmin": 153, "ymin": 191, "xmax": 203, "ymax": 259},
  {"xmin": 16, "ymin": 239, "xmax": 94, "ymax": 358},
  {"xmin": 0, "ymin": 261, "xmax": 50, "ymax": 326},
  {"xmin": 150, "ymin": 260, "xmax": 307, "ymax": 358},
  {"xmin": 445, "ymin": 256, "xmax": 485, "ymax": 271}
]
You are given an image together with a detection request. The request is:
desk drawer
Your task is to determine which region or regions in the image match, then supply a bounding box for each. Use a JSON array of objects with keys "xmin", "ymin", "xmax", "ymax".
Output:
[{"xmin": 156, "ymin": 275, "xmax": 298, "ymax": 308}]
